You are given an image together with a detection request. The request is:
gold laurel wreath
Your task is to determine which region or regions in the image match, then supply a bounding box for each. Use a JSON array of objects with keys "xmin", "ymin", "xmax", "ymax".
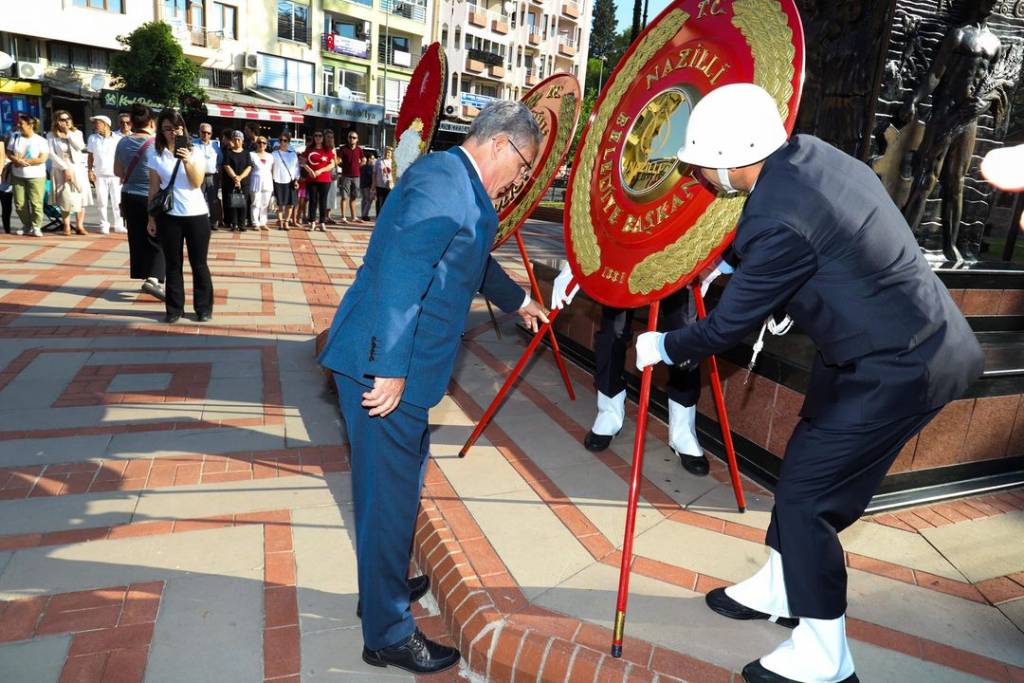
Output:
[
  {"xmin": 627, "ymin": 0, "xmax": 795, "ymax": 295},
  {"xmin": 494, "ymin": 92, "xmax": 579, "ymax": 247},
  {"xmin": 568, "ymin": 8, "xmax": 691, "ymax": 276}
]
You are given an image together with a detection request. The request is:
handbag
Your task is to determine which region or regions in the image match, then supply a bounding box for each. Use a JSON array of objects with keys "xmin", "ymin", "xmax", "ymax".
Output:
[
  {"xmin": 148, "ymin": 158, "xmax": 182, "ymax": 217},
  {"xmin": 228, "ymin": 188, "xmax": 247, "ymax": 209}
]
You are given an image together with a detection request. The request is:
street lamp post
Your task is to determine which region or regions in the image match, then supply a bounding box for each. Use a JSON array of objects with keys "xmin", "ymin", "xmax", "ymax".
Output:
[
  {"xmin": 380, "ymin": 0, "xmax": 411, "ymax": 149},
  {"xmin": 597, "ymin": 54, "xmax": 607, "ymax": 94}
]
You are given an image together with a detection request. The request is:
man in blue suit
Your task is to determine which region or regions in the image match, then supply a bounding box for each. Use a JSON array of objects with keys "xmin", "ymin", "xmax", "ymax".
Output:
[
  {"xmin": 636, "ymin": 85, "xmax": 982, "ymax": 683},
  {"xmin": 319, "ymin": 101, "xmax": 548, "ymax": 674}
]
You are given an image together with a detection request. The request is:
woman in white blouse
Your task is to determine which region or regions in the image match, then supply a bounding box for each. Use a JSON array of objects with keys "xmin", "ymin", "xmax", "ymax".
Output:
[
  {"xmin": 146, "ymin": 109, "xmax": 213, "ymax": 324},
  {"xmin": 48, "ymin": 110, "xmax": 91, "ymax": 235},
  {"xmin": 249, "ymin": 136, "xmax": 275, "ymax": 230},
  {"xmin": 271, "ymin": 132, "xmax": 300, "ymax": 229}
]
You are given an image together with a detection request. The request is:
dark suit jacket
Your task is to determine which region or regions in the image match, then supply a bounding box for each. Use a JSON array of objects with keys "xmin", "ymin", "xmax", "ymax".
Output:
[
  {"xmin": 319, "ymin": 147, "xmax": 525, "ymax": 409},
  {"xmin": 664, "ymin": 135, "xmax": 983, "ymax": 424}
]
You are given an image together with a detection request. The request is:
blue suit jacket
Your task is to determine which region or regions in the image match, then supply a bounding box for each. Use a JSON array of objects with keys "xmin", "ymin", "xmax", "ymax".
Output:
[
  {"xmin": 319, "ymin": 147, "xmax": 525, "ymax": 409},
  {"xmin": 664, "ymin": 135, "xmax": 982, "ymax": 424}
]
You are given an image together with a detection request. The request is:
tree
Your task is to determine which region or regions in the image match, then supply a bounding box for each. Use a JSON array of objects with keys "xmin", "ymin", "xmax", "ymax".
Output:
[
  {"xmin": 108, "ymin": 21, "xmax": 205, "ymax": 112},
  {"xmin": 589, "ymin": 0, "xmax": 618, "ymax": 59}
]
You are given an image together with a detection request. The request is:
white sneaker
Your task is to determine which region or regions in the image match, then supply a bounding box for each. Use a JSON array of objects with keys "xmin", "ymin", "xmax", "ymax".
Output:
[
  {"xmin": 99, "ymin": 227, "xmax": 110, "ymax": 235},
  {"xmin": 113, "ymin": 226, "xmax": 128, "ymax": 234},
  {"xmin": 13, "ymin": 229, "xmax": 23, "ymax": 236},
  {"xmin": 30, "ymin": 228, "xmax": 42, "ymax": 237}
]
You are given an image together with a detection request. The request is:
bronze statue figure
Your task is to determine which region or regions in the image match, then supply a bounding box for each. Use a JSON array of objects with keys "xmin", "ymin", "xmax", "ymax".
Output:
[{"xmin": 894, "ymin": 0, "xmax": 1012, "ymax": 264}]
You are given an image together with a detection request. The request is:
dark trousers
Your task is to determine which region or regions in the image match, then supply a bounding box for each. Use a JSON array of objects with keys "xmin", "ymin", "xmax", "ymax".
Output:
[
  {"xmin": 594, "ymin": 287, "xmax": 700, "ymax": 406},
  {"xmin": 121, "ymin": 193, "xmax": 165, "ymax": 281},
  {"xmin": 222, "ymin": 183, "xmax": 247, "ymax": 229},
  {"xmin": 308, "ymin": 181, "xmax": 330, "ymax": 223},
  {"xmin": 0, "ymin": 191, "xmax": 11, "ymax": 233},
  {"xmin": 157, "ymin": 213, "xmax": 214, "ymax": 317},
  {"xmin": 766, "ymin": 407, "xmax": 940, "ymax": 618},
  {"xmin": 335, "ymin": 373, "xmax": 428, "ymax": 651},
  {"xmin": 202, "ymin": 175, "xmax": 221, "ymax": 224},
  {"xmin": 376, "ymin": 187, "xmax": 390, "ymax": 215}
]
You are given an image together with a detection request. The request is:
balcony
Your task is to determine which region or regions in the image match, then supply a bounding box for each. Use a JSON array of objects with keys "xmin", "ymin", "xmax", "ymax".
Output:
[
  {"xmin": 189, "ymin": 29, "xmax": 227, "ymax": 49},
  {"xmin": 527, "ymin": 26, "xmax": 542, "ymax": 45},
  {"xmin": 557, "ymin": 34, "xmax": 577, "ymax": 57},
  {"xmin": 466, "ymin": 57, "xmax": 486, "ymax": 73},
  {"xmin": 492, "ymin": 14, "xmax": 509, "ymax": 33},
  {"xmin": 525, "ymin": 73, "xmax": 539, "ymax": 86},
  {"xmin": 323, "ymin": 33, "xmax": 372, "ymax": 60},
  {"xmin": 561, "ymin": 0, "xmax": 579, "ymax": 19},
  {"xmin": 381, "ymin": 0, "xmax": 427, "ymax": 22},
  {"xmin": 468, "ymin": 5, "xmax": 487, "ymax": 27},
  {"xmin": 462, "ymin": 105, "xmax": 480, "ymax": 118},
  {"xmin": 377, "ymin": 41, "xmax": 419, "ymax": 69},
  {"xmin": 489, "ymin": 64, "xmax": 505, "ymax": 78}
]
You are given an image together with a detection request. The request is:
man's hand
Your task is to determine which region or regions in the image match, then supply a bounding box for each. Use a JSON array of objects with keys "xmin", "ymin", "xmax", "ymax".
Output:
[
  {"xmin": 517, "ymin": 298, "xmax": 549, "ymax": 333},
  {"xmin": 635, "ymin": 331, "xmax": 665, "ymax": 370},
  {"xmin": 362, "ymin": 376, "xmax": 406, "ymax": 417},
  {"xmin": 550, "ymin": 260, "xmax": 580, "ymax": 309}
]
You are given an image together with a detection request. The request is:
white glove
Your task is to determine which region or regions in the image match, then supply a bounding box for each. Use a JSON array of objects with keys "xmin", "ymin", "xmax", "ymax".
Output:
[
  {"xmin": 700, "ymin": 259, "xmax": 734, "ymax": 297},
  {"xmin": 635, "ymin": 331, "xmax": 665, "ymax": 370},
  {"xmin": 550, "ymin": 260, "xmax": 580, "ymax": 309}
]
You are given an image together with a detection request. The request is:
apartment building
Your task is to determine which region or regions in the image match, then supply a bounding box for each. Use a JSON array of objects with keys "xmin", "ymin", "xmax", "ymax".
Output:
[{"xmin": 435, "ymin": 0, "xmax": 590, "ymax": 122}]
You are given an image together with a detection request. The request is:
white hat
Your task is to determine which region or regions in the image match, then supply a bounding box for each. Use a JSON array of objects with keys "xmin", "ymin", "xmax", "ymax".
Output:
[
  {"xmin": 980, "ymin": 144, "xmax": 1024, "ymax": 192},
  {"xmin": 677, "ymin": 83, "xmax": 788, "ymax": 169},
  {"xmin": 90, "ymin": 115, "xmax": 111, "ymax": 126}
]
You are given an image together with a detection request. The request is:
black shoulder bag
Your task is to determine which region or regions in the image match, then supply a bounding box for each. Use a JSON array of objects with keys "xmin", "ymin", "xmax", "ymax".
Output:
[{"xmin": 148, "ymin": 159, "xmax": 182, "ymax": 217}]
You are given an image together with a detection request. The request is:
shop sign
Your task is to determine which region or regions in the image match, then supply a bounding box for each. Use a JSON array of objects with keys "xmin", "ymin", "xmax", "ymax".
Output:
[
  {"xmin": 459, "ymin": 92, "xmax": 495, "ymax": 110},
  {"xmin": 101, "ymin": 90, "xmax": 164, "ymax": 111},
  {"xmin": 295, "ymin": 93, "xmax": 383, "ymax": 124},
  {"xmin": 326, "ymin": 34, "xmax": 370, "ymax": 60}
]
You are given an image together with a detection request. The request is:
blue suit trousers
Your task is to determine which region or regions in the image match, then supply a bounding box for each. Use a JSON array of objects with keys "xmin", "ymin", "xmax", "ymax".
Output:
[{"xmin": 335, "ymin": 373, "xmax": 431, "ymax": 650}]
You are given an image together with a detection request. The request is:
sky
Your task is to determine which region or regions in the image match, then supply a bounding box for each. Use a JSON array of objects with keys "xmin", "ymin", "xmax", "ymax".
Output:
[{"xmin": 613, "ymin": 0, "xmax": 673, "ymax": 36}]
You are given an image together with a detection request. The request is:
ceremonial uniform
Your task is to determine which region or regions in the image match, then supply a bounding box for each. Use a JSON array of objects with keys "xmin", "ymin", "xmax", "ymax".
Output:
[
  {"xmin": 664, "ymin": 135, "xmax": 982, "ymax": 628},
  {"xmin": 319, "ymin": 147, "xmax": 525, "ymax": 651}
]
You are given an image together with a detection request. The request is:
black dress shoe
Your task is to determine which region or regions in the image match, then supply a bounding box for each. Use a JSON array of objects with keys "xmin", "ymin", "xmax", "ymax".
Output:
[
  {"xmin": 676, "ymin": 450, "xmax": 710, "ymax": 476},
  {"xmin": 357, "ymin": 575, "xmax": 429, "ymax": 618},
  {"xmin": 583, "ymin": 430, "xmax": 619, "ymax": 452},
  {"xmin": 196, "ymin": 312, "xmax": 212, "ymax": 322},
  {"xmin": 362, "ymin": 628, "xmax": 460, "ymax": 674},
  {"xmin": 706, "ymin": 588, "xmax": 799, "ymax": 628},
  {"xmin": 742, "ymin": 659, "xmax": 859, "ymax": 683},
  {"xmin": 164, "ymin": 313, "xmax": 181, "ymax": 324}
]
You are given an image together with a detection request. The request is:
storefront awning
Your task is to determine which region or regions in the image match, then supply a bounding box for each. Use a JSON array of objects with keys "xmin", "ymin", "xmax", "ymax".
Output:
[{"xmin": 205, "ymin": 102, "xmax": 304, "ymax": 124}]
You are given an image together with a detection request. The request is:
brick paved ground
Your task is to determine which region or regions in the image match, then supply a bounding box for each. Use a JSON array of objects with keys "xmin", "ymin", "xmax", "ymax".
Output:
[{"xmin": 0, "ymin": 209, "xmax": 1021, "ymax": 682}]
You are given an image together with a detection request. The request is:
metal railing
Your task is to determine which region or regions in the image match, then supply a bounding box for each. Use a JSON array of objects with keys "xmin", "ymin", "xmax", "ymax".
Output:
[
  {"xmin": 381, "ymin": 0, "xmax": 426, "ymax": 22},
  {"xmin": 377, "ymin": 41, "xmax": 420, "ymax": 68}
]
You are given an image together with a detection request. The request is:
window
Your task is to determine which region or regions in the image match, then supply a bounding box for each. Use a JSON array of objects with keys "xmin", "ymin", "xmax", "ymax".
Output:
[
  {"xmin": 163, "ymin": 0, "xmax": 186, "ymax": 18},
  {"xmin": 14, "ymin": 36, "xmax": 40, "ymax": 62},
  {"xmin": 380, "ymin": 78, "xmax": 409, "ymax": 113},
  {"xmin": 323, "ymin": 65, "xmax": 335, "ymax": 96},
  {"xmin": 257, "ymin": 53, "xmax": 314, "ymax": 93},
  {"xmin": 73, "ymin": 0, "xmax": 123, "ymax": 11},
  {"xmin": 277, "ymin": 1, "xmax": 310, "ymax": 43},
  {"xmin": 209, "ymin": 3, "xmax": 238, "ymax": 39},
  {"xmin": 441, "ymin": 25, "xmax": 448, "ymax": 48},
  {"xmin": 477, "ymin": 84, "xmax": 498, "ymax": 99},
  {"xmin": 339, "ymin": 69, "xmax": 368, "ymax": 99},
  {"xmin": 47, "ymin": 42, "xmax": 110, "ymax": 71},
  {"xmin": 201, "ymin": 68, "xmax": 242, "ymax": 90}
]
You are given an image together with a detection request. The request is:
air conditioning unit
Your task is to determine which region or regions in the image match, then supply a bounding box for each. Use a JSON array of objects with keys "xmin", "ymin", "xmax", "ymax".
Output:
[
  {"xmin": 16, "ymin": 61, "xmax": 44, "ymax": 81},
  {"xmin": 243, "ymin": 53, "xmax": 259, "ymax": 70},
  {"xmin": 445, "ymin": 104, "xmax": 456, "ymax": 115}
]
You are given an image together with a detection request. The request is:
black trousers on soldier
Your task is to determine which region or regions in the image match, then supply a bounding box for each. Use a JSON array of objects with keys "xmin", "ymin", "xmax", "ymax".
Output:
[
  {"xmin": 593, "ymin": 287, "xmax": 700, "ymax": 407},
  {"xmin": 766, "ymin": 407, "xmax": 940, "ymax": 618}
]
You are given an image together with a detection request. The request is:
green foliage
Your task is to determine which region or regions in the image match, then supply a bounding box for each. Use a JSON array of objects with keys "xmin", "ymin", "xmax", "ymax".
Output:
[
  {"xmin": 583, "ymin": 29, "xmax": 632, "ymax": 100},
  {"xmin": 108, "ymin": 21, "xmax": 205, "ymax": 112},
  {"xmin": 569, "ymin": 91, "xmax": 597, "ymax": 159},
  {"xmin": 589, "ymin": 0, "xmax": 618, "ymax": 59}
]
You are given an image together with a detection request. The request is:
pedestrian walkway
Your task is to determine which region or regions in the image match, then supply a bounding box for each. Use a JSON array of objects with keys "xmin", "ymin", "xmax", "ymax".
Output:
[{"xmin": 0, "ymin": 212, "xmax": 1021, "ymax": 683}]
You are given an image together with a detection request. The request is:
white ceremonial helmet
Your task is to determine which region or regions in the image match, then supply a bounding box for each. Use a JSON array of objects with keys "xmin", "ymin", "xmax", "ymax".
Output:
[{"xmin": 676, "ymin": 83, "xmax": 788, "ymax": 169}]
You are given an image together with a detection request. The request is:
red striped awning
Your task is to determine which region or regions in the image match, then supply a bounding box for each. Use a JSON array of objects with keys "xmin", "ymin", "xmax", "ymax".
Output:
[{"xmin": 205, "ymin": 102, "xmax": 305, "ymax": 124}]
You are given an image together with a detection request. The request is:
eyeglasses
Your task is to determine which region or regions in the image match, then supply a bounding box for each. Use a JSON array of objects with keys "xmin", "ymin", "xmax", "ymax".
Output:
[
  {"xmin": 57, "ymin": 117, "xmax": 71, "ymax": 123},
  {"xmin": 199, "ymin": 130, "xmax": 212, "ymax": 135},
  {"xmin": 256, "ymin": 141, "xmax": 267, "ymax": 146},
  {"xmin": 505, "ymin": 137, "xmax": 533, "ymax": 179}
]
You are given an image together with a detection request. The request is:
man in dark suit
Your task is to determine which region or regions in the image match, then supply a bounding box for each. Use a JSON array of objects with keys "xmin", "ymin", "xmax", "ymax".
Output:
[
  {"xmin": 635, "ymin": 84, "xmax": 983, "ymax": 683},
  {"xmin": 319, "ymin": 101, "xmax": 548, "ymax": 674}
]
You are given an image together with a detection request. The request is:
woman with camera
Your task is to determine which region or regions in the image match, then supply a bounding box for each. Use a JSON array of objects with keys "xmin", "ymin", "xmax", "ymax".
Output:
[{"xmin": 146, "ymin": 109, "xmax": 213, "ymax": 324}]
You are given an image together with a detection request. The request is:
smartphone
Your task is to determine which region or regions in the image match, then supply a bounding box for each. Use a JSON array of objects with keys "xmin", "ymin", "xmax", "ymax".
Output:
[{"xmin": 174, "ymin": 134, "xmax": 191, "ymax": 150}]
